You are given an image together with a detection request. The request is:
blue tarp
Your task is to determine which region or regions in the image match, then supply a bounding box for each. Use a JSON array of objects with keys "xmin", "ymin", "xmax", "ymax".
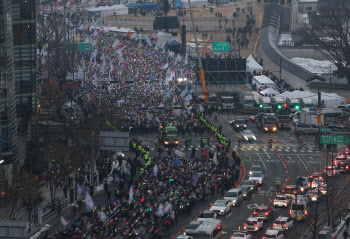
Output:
[
  {"xmin": 168, "ymin": 40, "xmax": 181, "ymax": 46},
  {"xmin": 127, "ymin": 3, "xmax": 143, "ymax": 7},
  {"xmin": 174, "ymin": 0, "xmax": 183, "ymax": 8},
  {"xmin": 140, "ymin": 2, "xmax": 159, "ymax": 12}
]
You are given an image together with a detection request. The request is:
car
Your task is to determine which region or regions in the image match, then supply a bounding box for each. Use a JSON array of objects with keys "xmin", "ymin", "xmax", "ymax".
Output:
[
  {"xmin": 243, "ymin": 217, "xmax": 264, "ymax": 232},
  {"xmin": 249, "ymin": 172, "xmax": 264, "ymax": 185},
  {"xmin": 241, "ymin": 130, "xmax": 257, "ymax": 142},
  {"xmin": 293, "ymin": 194, "xmax": 310, "ymax": 204},
  {"xmin": 253, "ymin": 205, "xmax": 273, "ymax": 220},
  {"xmin": 249, "ymin": 165, "xmax": 263, "ymax": 175},
  {"xmin": 232, "ymin": 118, "xmax": 247, "ymax": 130},
  {"xmin": 281, "ymin": 185, "xmax": 300, "ymax": 197},
  {"xmin": 210, "ymin": 200, "xmax": 231, "ymax": 215},
  {"xmin": 224, "ymin": 188, "xmax": 244, "ymax": 206},
  {"xmin": 272, "ymin": 217, "xmax": 294, "ymax": 231},
  {"xmin": 242, "ymin": 180, "xmax": 258, "ymax": 193},
  {"xmin": 311, "ymin": 177, "xmax": 326, "ymax": 189},
  {"xmin": 324, "ymin": 165, "xmax": 341, "ymax": 177},
  {"xmin": 273, "ymin": 194, "xmax": 291, "ymax": 208},
  {"xmin": 237, "ymin": 185, "xmax": 253, "ymax": 199},
  {"xmin": 262, "ymin": 229, "xmax": 285, "ymax": 239},
  {"xmin": 184, "ymin": 221, "xmax": 202, "ymax": 236},
  {"xmin": 295, "ymin": 176, "xmax": 310, "ymax": 193},
  {"xmin": 232, "ymin": 230, "xmax": 252, "ymax": 239},
  {"xmin": 176, "ymin": 235, "xmax": 193, "ymax": 239},
  {"xmin": 295, "ymin": 123, "xmax": 318, "ymax": 135},
  {"xmin": 197, "ymin": 210, "xmax": 217, "ymax": 221},
  {"xmin": 290, "ymin": 201, "xmax": 308, "ymax": 220},
  {"xmin": 249, "ymin": 116, "xmax": 256, "ymax": 123},
  {"xmin": 306, "ymin": 189, "xmax": 321, "ymax": 202},
  {"xmin": 334, "ymin": 155, "xmax": 350, "ymax": 173},
  {"xmin": 328, "ymin": 124, "xmax": 348, "ymax": 132},
  {"xmin": 318, "ymin": 186, "xmax": 328, "ymax": 195}
]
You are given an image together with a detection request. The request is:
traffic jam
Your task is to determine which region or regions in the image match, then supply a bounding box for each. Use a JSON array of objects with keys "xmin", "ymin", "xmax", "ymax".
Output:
[{"xmin": 175, "ymin": 147, "xmax": 350, "ymax": 239}]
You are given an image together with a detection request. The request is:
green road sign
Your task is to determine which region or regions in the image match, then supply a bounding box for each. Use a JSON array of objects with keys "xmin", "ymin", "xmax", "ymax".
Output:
[
  {"xmin": 77, "ymin": 43, "xmax": 92, "ymax": 52},
  {"xmin": 213, "ymin": 42, "xmax": 229, "ymax": 52},
  {"xmin": 320, "ymin": 135, "xmax": 350, "ymax": 144},
  {"xmin": 320, "ymin": 128, "xmax": 331, "ymax": 133}
]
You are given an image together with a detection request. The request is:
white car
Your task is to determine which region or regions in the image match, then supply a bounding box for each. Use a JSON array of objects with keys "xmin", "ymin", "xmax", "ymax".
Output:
[
  {"xmin": 272, "ymin": 217, "xmax": 294, "ymax": 231},
  {"xmin": 210, "ymin": 200, "xmax": 231, "ymax": 215},
  {"xmin": 232, "ymin": 231, "xmax": 252, "ymax": 239},
  {"xmin": 249, "ymin": 165, "xmax": 262, "ymax": 175},
  {"xmin": 273, "ymin": 195, "xmax": 291, "ymax": 208},
  {"xmin": 243, "ymin": 217, "xmax": 264, "ymax": 232},
  {"xmin": 224, "ymin": 188, "xmax": 244, "ymax": 206},
  {"xmin": 249, "ymin": 172, "xmax": 264, "ymax": 185},
  {"xmin": 307, "ymin": 189, "xmax": 321, "ymax": 202},
  {"xmin": 263, "ymin": 229, "xmax": 285, "ymax": 239}
]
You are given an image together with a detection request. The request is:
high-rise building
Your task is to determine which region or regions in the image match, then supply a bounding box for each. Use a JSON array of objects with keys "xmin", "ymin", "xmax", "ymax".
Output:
[
  {"xmin": 11, "ymin": 0, "xmax": 37, "ymax": 164},
  {"xmin": 0, "ymin": 0, "xmax": 19, "ymax": 164}
]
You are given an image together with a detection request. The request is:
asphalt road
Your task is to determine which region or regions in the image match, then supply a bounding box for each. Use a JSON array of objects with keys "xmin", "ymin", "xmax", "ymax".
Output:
[{"xmin": 43, "ymin": 112, "xmax": 349, "ymax": 239}]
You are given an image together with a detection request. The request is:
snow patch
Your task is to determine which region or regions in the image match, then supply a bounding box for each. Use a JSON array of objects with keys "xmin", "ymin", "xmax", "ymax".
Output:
[{"xmin": 290, "ymin": 57, "xmax": 336, "ymax": 75}]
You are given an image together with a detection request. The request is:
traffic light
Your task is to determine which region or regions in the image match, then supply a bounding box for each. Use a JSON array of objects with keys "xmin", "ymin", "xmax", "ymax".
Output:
[
  {"xmin": 259, "ymin": 104, "xmax": 264, "ymax": 108},
  {"xmin": 294, "ymin": 105, "xmax": 300, "ymax": 110},
  {"xmin": 277, "ymin": 104, "xmax": 282, "ymax": 109}
]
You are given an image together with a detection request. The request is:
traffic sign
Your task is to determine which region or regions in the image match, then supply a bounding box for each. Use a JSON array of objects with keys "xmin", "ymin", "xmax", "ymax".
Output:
[
  {"xmin": 282, "ymin": 102, "xmax": 288, "ymax": 109},
  {"xmin": 206, "ymin": 48, "xmax": 211, "ymax": 54},
  {"xmin": 320, "ymin": 128, "xmax": 331, "ymax": 133},
  {"xmin": 316, "ymin": 109, "xmax": 322, "ymax": 116},
  {"xmin": 320, "ymin": 135, "xmax": 350, "ymax": 145},
  {"xmin": 77, "ymin": 43, "xmax": 92, "ymax": 52},
  {"xmin": 213, "ymin": 42, "xmax": 229, "ymax": 52},
  {"xmin": 317, "ymin": 116, "xmax": 322, "ymax": 125}
]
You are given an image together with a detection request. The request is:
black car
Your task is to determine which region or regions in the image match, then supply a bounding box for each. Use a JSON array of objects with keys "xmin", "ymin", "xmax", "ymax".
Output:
[
  {"xmin": 231, "ymin": 118, "xmax": 247, "ymax": 131},
  {"xmin": 237, "ymin": 185, "xmax": 253, "ymax": 199},
  {"xmin": 242, "ymin": 180, "xmax": 258, "ymax": 193}
]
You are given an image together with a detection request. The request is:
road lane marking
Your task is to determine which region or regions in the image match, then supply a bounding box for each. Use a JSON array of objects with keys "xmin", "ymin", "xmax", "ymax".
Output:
[
  {"xmin": 227, "ymin": 212, "xmax": 232, "ymax": 217},
  {"xmin": 257, "ymin": 154, "xmax": 267, "ymax": 170},
  {"xmin": 297, "ymin": 155, "xmax": 308, "ymax": 171}
]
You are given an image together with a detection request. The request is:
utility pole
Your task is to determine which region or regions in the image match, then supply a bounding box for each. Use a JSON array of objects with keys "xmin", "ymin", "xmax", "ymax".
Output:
[
  {"xmin": 188, "ymin": 0, "xmax": 202, "ymax": 69},
  {"xmin": 91, "ymin": 132, "xmax": 95, "ymax": 187},
  {"xmin": 63, "ymin": 0, "xmax": 66, "ymax": 44},
  {"xmin": 280, "ymin": 58, "xmax": 282, "ymax": 80}
]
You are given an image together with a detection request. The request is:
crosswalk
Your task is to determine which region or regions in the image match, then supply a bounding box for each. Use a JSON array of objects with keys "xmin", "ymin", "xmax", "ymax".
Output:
[{"xmin": 149, "ymin": 145, "xmax": 315, "ymax": 153}]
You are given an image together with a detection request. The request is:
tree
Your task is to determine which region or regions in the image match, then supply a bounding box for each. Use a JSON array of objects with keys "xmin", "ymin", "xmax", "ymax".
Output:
[
  {"xmin": 296, "ymin": 1, "xmax": 350, "ymax": 84},
  {"xmin": 0, "ymin": 169, "xmax": 42, "ymax": 220}
]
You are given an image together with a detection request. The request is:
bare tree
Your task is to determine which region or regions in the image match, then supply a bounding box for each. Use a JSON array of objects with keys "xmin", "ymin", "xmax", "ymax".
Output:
[{"xmin": 296, "ymin": 1, "xmax": 350, "ymax": 83}]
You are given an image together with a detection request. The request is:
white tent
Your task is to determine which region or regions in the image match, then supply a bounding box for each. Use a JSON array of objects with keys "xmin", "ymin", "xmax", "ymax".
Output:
[
  {"xmin": 189, "ymin": 38, "xmax": 204, "ymax": 43},
  {"xmin": 252, "ymin": 75, "xmax": 276, "ymax": 89},
  {"xmin": 87, "ymin": 4, "xmax": 129, "ymax": 18},
  {"xmin": 90, "ymin": 26, "xmax": 135, "ymax": 33},
  {"xmin": 246, "ymin": 54, "xmax": 263, "ymax": 74},
  {"xmin": 260, "ymin": 88, "xmax": 280, "ymax": 96},
  {"xmin": 181, "ymin": 0, "xmax": 208, "ymax": 8}
]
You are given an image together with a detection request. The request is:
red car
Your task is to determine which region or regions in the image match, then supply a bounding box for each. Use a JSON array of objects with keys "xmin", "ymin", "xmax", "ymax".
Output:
[{"xmin": 249, "ymin": 116, "xmax": 256, "ymax": 123}]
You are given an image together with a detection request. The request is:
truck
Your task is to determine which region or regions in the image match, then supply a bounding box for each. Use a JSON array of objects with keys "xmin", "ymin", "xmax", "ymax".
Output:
[
  {"xmin": 259, "ymin": 97, "xmax": 272, "ymax": 109},
  {"xmin": 157, "ymin": 125, "xmax": 179, "ymax": 146},
  {"xmin": 301, "ymin": 98, "xmax": 313, "ymax": 108},
  {"xmin": 276, "ymin": 113, "xmax": 292, "ymax": 129},
  {"xmin": 270, "ymin": 96, "xmax": 285, "ymax": 109},
  {"xmin": 217, "ymin": 96, "xmax": 235, "ymax": 110},
  {"xmin": 287, "ymin": 98, "xmax": 300, "ymax": 112},
  {"xmin": 256, "ymin": 113, "xmax": 277, "ymax": 132},
  {"xmin": 239, "ymin": 92, "xmax": 255, "ymax": 108},
  {"xmin": 300, "ymin": 108, "xmax": 324, "ymax": 125}
]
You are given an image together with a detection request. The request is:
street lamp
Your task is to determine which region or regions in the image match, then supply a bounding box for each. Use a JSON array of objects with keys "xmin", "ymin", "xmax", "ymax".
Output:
[
  {"xmin": 178, "ymin": 78, "xmax": 183, "ymax": 82},
  {"xmin": 0, "ymin": 160, "xmax": 4, "ymax": 164}
]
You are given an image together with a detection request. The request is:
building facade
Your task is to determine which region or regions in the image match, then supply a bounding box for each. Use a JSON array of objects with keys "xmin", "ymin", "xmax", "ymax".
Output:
[
  {"xmin": 11, "ymin": 0, "xmax": 37, "ymax": 165},
  {"xmin": 0, "ymin": 0, "xmax": 19, "ymax": 164}
]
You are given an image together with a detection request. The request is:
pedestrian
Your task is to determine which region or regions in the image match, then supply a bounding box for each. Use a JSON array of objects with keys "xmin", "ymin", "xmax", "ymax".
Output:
[
  {"xmin": 104, "ymin": 181, "xmax": 109, "ymax": 195},
  {"xmin": 346, "ymin": 216, "xmax": 350, "ymax": 231},
  {"xmin": 63, "ymin": 184, "xmax": 67, "ymax": 199},
  {"xmin": 57, "ymin": 201, "xmax": 62, "ymax": 216},
  {"xmin": 107, "ymin": 189, "xmax": 112, "ymax": 201},
  {"xmin": 72, "ymin": 204, "xmax": 76, "ymax": 218},
  {"xmin": 343, "ymin": 230, "xmax": 348, "ymax": 239}
]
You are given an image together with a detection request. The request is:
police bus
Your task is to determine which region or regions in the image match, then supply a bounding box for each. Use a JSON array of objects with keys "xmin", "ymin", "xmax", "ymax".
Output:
[{"xmin": 193, "ymin": 219, "xmax": 222, "ymax": 239}]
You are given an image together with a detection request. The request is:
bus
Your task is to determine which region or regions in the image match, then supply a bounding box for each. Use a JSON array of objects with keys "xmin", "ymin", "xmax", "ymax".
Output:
[
  {"xmin": 193, "ymin": 219, "xmax": 222, "ymax": 239},
  {"xmin": 322, "ymin": 108, "xmax": 343, "ymax": 125}
]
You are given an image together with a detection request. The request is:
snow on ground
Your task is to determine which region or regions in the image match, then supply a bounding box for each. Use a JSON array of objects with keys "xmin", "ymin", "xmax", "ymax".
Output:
[{"xmin": 290, "ymin": 57, "xmax": 335, "ymax": 75}]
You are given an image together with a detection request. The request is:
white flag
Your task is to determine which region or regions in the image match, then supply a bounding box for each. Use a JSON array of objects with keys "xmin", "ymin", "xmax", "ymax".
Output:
[
  {"xmin": 172, "ymin": 97, "xmax": 176, "ymax": 105},
  {"xmin": 85, "ymin": 191, "xmax": 95, "ymax": 211},
  {"xmin": 161, "ymin": 63, "xmax": 169, "ymax": 69},
  {"xmin": 153, "ymin": 164, "xmax": 159, "ymax": 177},
  {"xmin": 128, "ymin": 186, "xmax": 134, "ymax": 204},
  {"xmin": 146, "ymin": 112, "xmax": 152, "ymax": 121},
  {"xmin": 164, "ymin": 202, "xmax": 172, "ymax": 212},
  {"xmin": 200, "ymin": 105, "xmax": 205, "ymax": 112},
  {"xmin": 213, "ymin": 151, "xmax": 218, "ymax": 165},
  {"xmin": 60, "ymin": 217, "xmax": 67, "ymax": 227},
  {"xmin": 157, "ymin": 203, "xmax": 164, "ymax": 216},
  {"xmin": 98, "ymin": 211, "xmax": 107, "ymax": 222}
]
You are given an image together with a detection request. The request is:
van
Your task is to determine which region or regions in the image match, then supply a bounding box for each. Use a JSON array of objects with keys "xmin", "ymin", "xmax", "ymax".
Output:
[
  {"xmin": 224, "ymin": 189, "xmax": 244, "ymax": 206},
  {"xmin": 290, "ymin": 201, "xmax": 308, "ymax": 220}
]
